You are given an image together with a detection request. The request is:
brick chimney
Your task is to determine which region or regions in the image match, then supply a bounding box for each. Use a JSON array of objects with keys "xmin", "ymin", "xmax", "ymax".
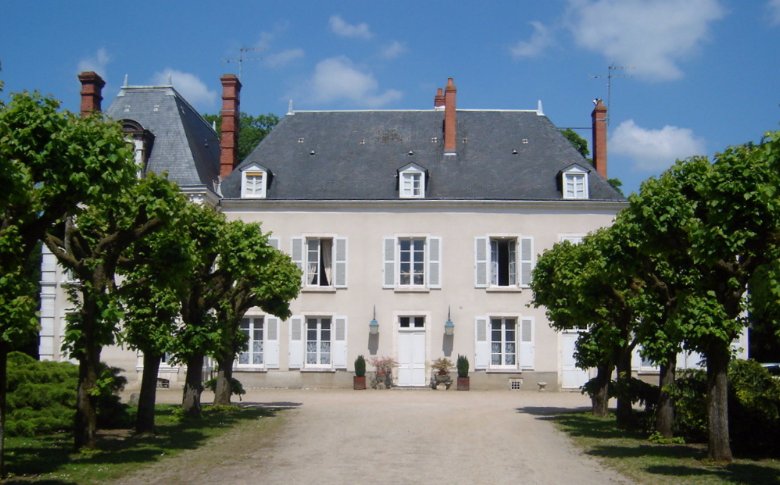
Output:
[
  {"xmin": 444, "ymin": 78, "xmax": 457, "ymax": 155},
  {"xmin": 434, "ymin": 88, "xmax": 445, "ymax": 109},
  {"xmin": 219, "ymin": 74, "xmax": 242, "ymax": 180},
  {"xmin": 78, "ymin": 71, "xmax": 105, "ymax": 118},
  {"xmin": 591, "ymin": 99, "xmax": 608, "ymax": 179}
]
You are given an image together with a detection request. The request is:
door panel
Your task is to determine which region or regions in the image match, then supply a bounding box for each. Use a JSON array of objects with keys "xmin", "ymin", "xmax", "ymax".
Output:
[
  {"xmin": 561, "ymin": 332, "xmax": 589, "ymax": 389},
  {"xmin": 398, "ymin": 331, "xmax": 426, "ymax": 386}
]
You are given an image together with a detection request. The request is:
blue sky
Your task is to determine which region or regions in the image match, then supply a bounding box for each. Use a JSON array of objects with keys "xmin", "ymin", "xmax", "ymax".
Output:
[{"xmin": 2, "ymin": 0, "xmax": 778, "ymax": 194}]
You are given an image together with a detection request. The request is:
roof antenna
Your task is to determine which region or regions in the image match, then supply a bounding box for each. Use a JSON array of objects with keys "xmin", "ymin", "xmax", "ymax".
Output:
[
  {"xmin": 589, "ymin": 65, "xmax": 634, "ymax": 126},
  {"xmin": 288, "ymin": 99, "xmax": 294, "ymax": 115},
  {"xmin": 222, "ymin": 47, "xmax": 265, "ymax": 81}
]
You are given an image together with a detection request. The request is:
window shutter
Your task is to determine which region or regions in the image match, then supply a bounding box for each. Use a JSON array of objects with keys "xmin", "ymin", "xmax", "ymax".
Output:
[
  {"xmin": 334, "ymin": 238, "xmax": 348, "ymax": 288},
  {"xmin": 520, "ymin": 317, "xmax": 534, "ymax": 370},
  {"xmin": 268, "ymin": 237, "xmax": 280, "ymax": 251},
  {"xmin": 474, "ymin": 237, "xmax": 489, "ymax": 288},
  {"xmin": 333, "ymin": 316, "xmax": 348, "ymax": 369},
  {"xmin": 427, "ymin": 237, "xmax": 442, "ymax": 289},
  {"xmin": 291, "ymin": 237, "xmax": 304, "ymax": 283},
  {"xmin": 265, "ymin": 316, "xmax": 280, "ymax": 369},
  {"xmin": 520, "ymin": 237, "xmax": 534, "ymax": 287},
  {"xmin": 383, "ymin": 237, "xmax": 396, "ymax": 288},
  {"xmin": 289, "ymin": 316, "xmax": 304, "ymax": 369},
  {"xmin": 475, "ymin": 317, "xmax": 489, "ymax": 369}
]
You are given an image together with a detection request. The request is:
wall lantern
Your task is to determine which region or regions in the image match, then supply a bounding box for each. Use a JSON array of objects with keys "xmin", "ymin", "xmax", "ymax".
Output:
[
  {"xmin": 444, "ymin": 306, "xmax": 455, "ymax": 336},
  {"xmin": 369, "ymin": 305, "xmax": 379, "ymax": 335}
]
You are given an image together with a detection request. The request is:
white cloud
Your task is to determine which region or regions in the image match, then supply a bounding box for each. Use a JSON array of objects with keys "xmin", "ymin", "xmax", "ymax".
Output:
[
  {"xmin": 380, "ymin": 40, "xmax": 407, "ymax": 59},
  {"xmin": 151, "ymin": 69, "xmax": 216, "ymax": 106},
  {"xmin": 305, "ymin": 56, "xmax": 402, "ymax": 108},
  {"xmin": 567, "ymin": 0, "xmax": 726, "ymax": 81},
  {"xmin": 266, "ymin": 48, "xmax": 305, "ymax": 68},
  {"xmin": 329, "ymin": 15, "xmax": 373, "ymax": 39},
  {"xmin": 510, "ymin": 21, "xmax": 554, "ymax": 58},
  {"xmin": 77, "ymin": 48, "xmax": 111, "ymax": 79},
  {"xmin": 610, "ymin": 119, "xmax": 707, "ymax": 171},
  {"xmin": 768, "ymin": 0, "xmax": 780, "ymax": 25}
]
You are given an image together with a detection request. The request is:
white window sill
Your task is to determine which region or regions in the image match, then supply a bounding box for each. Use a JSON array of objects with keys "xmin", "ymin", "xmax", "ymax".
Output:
[
  {"xmin": 394, "ymin": 287, "xmax": 430, "ymax": 293},
  {"xmin": 486, "ymin": 286, "xmax": 522, "ymax": 293},
  {"xmin": 234, "ymin": 367, "xmax": 267, "ymax": 373},
  {"xmin": 486, "ymin": 368, "xmax": 524, "ymax": 374},
  {"xmin": 300, "ymin": 368, "xmax": 337, "ymax": 373},
  {"xmin": 302, "ymin": 286, "xmax": 338, "ymax": 293}
]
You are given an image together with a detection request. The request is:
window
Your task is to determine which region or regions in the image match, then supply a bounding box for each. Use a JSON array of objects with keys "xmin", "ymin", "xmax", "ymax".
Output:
[
  {"xmin": 475, "ymin": 237, "xmax": 533, "ymax": 288},
  {"xmin": 240, "ymin": 164, "xmax": 268, "ymax": 198},
  {"xmin": 399, "ymin": 164, "xmax": 426, "ymax": 199},
  {"xmin": 306, "ymin": 317, "xmax": 331, "ymax": 367},
  {"xmin": 238, "ymin": 317, "xmax": 263, "ymax": 365},
  {"xmin": 291, "ymin": 237, "xmax": 348, "ymax": 288},
  {"xmin": 491, "ymin": 318, "xmax": 517, "ymax": 367},
  {"xmin": 399, "ymin": 316, "xmax": 425, "ymax": 328},
  {"xmin": 562, "ymin": 166, "xmax": 589, "ymax": 199},
  {"xmin": 383, "ymin": 236, "xmax": 441, "ymax": 289},
  {"xmin": 475, "ymin": 316, "xmax": 534, "ymax": 371},
  {"xmin": 559, "ymin": 235, "xmax": 584, "ymax": 245}
]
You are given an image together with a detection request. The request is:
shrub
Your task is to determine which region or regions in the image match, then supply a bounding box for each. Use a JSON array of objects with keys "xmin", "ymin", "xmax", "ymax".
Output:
[
  {"xmin": 457, "ymin": 354, "xmax": 469, "ymax": 378},
  {"xmin": 666, "ymin": 368, "xmax": 708, "ymax": 442},
  {"xmin": 431, "ymin": 358, "xmax": 454, "ymax": 373},
  {"xmin": 204, "ymin": 376, "xmax": 246, "ymax": 401},
  {"xmin": 354, "ymin": 355, "xmax": 366, "ymax": 378}
]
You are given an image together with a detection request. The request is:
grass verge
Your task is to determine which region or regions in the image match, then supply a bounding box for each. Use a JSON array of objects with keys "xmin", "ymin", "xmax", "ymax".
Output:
[
  {"xmin": 2, "ymin": 404, "xmax": 284, "ymax": 485},
  {"xmin": 554, "ymin": 412, "xmax": 780, "ymax": 484}
]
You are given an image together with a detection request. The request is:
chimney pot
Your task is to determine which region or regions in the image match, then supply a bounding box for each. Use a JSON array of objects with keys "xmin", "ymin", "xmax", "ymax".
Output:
[
  {"xmin": 219, "ymin": 74, "xmax": 242, "ymax": 179},
  {"xmin": 434, "ymin": 88, "xmax": 445, "ymax": 108},
  {"xmin": 78, "ymin": 71, "xmax": 106, "ymax": 118},
  {"xmin": 591, "ymin": 99, "xmax": 608, "ymax": 179}
]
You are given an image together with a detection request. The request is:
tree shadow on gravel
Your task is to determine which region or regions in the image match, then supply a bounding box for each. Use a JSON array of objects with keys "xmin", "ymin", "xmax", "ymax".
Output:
[
  {"xmin": 516, "ymin": 406, "xmax": 592, "ymax": 419},
  {"xmin": 643, "ymin": 463, "xmax": 780, "ymax": 484},
  {"xmin": 239, "ymin": 401, "xmax": 303, "ymax": 411}
]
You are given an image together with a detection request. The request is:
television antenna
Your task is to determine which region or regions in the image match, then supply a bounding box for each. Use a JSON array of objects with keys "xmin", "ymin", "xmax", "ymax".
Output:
[
  {"xmin": 222, "ymin": 47, "xmax": 266, "ymax": 80},
  {"xmin": 589, "ymin": 65, "xmax": 634, "ymax": 126}
]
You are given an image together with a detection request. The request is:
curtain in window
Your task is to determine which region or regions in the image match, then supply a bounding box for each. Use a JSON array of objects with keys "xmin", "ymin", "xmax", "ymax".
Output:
[{"xmin": 322, "ymin": 240, "xmax": 332, "ymax": 286}]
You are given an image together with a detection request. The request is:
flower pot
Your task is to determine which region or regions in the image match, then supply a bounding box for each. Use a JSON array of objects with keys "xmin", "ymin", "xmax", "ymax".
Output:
[
  {"xmin": 353, "ymin": 376, "xmax": 366, "ymax": 390},
  {"xmin": 457, "ymin": 376, "xmax": 470, "ymax": 391}
]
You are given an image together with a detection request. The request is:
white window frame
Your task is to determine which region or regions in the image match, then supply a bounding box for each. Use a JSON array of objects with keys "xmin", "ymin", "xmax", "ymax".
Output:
[
  {"xmin": 399, "ymin": 165, "xmax": 425, "ymax": 199},
  {"xmin": 240, "ymin": 164, "xmax": 268, "ymax": 198},
  {"xmin": 383, "ymin": 236, "xmax": 442, "ymax": 290},
  {"xmin": 475, "ymin": 315, "xmax": 534, "ymax": 371},
  {"xmin": 559, "ymin": 235, "xmax": 584, "ymax": 245},
  {"xmin": 562, "ymin": 166, "xmax": 589, "ymax": 200},
  {"xmin": 237, "ymin": 316, "xmax": 265, "ymax": 367},
  {"xmin": 475, "ymin": 236, "xmax": 533, "ymax": 289},
  {"xmin": 305, "ymin": 316, "xmax": 333, "ymax": 369},
  {"xmin": 490, "ymin": 317, "xmax": 518, "ymax": 370},
  {"xmin": 291, "ymin": 236, "xmax": 348, "ymax": 289}
]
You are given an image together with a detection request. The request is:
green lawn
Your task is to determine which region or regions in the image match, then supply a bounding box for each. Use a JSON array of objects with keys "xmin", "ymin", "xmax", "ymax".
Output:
[
  {"xmin": 555, "ymin": 413, "xmax": 780, "ymax": 485},
  {"xmin": 2, "ymin": 404, "xmax": 282, "ymax": 484}
]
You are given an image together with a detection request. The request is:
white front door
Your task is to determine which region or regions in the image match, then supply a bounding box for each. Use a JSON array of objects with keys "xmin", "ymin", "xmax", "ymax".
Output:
[
  {"xmin": 397, "ymin": 316, "xmax": 426, "ymax": 386},
  {"xmin": 561, "ymin": 331, "xmax": 589, "ymax": 389}
]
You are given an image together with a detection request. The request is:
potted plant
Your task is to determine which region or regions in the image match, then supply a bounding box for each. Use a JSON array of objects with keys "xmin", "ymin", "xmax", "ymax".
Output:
[
  {"xmin": 354, "ymin": 355, "xmax": 367, "ymax": 390},
  {"xmin": 457, "ymin": 354, "xmax": 470, "ymax": 391},
  {"xmin": 369, "ymin": 356, "xmax": 398, "ymax": 388},
  {"xmin": 431, "ymin": 357, "xmax": 454, "ymax": 375}
]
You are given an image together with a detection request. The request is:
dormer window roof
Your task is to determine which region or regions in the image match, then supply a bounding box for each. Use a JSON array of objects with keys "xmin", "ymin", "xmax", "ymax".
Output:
[
  {"xmin": 241, "ymin": 163, "xmax": 269, "ymax": 199},
  {"xmin": 560, "ymin": 164, "xmax": 589, "ymax": 200},
  {"xmin": 398, "ymin": 163, "xmax": 427, "ymax": 199}
]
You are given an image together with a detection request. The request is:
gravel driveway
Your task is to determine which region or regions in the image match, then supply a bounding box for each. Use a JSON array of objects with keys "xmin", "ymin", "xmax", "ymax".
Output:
[{"xmin": 113, "ymin": 388, "xmax": 635, "ymax": 485}]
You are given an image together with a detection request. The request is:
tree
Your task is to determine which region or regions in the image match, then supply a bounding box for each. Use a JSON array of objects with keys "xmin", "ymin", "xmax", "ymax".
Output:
[
  {"xmin": 0, "ymin": 91, "xmax": 136, "ymax": 465},
  {"xmin": 44, "ymin": 171, "xmax": 186, "ymax": 450},
  {"xmin": 203, "ymin": 112, "xmax": 279, "ymax": 161},
  {"xmin": 622, "ymin": 132, "xmax": 780, "ymax": 461}
]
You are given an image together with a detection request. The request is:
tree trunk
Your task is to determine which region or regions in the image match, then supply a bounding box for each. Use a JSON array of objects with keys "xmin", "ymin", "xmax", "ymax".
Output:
[
  {"xmin": 213, "ymin": 347, "xmax": 234, "ymax": 406},
  {"xmin": 706, "ymin": 343, "xmax": 733, "ymax": 462},
  {"xmin": 615, "ymin": 347, "xmax": 633, "ymax": 426},
  {"xmin": 655, "ymin": 354, "xmax": 676, "ymax": 439},
  {"xmin": 591, "ymin": 363, "xmax": 611, "ymax": 418},
  {"xmin": 182, "ymin": 354, "xmax": 204, "ymax": 419},
  {"xmin": 74, "ymin": 344, "xmax": 101, "ymax": 450},
  {"xmin": 0, "ymin": 343, "xmax": 8, "ymax": 478},
  {"xmin": 135, "ymin": 352, "xmax": 161, "ymax": 435}
]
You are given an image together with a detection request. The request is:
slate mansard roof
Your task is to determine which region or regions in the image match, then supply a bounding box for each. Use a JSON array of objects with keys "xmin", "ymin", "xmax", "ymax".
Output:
[
  {"xmin": 105, "ymin": 86, "xmax": 221, "ymax": 193},
  {"xmin": 221, "ymin": 108, "xmax": 625, "ymax": 202}
]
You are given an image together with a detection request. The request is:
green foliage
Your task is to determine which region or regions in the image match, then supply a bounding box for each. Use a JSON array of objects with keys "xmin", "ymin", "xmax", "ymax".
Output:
[
  {"xmin": 354, "ymin": 355, "xmax": 366, "ymax": 378},
  {"xmin": 613, "ymin": 375, "xmax": 660, "ymax": 413},
  {"xmin": 665, "ymin": 368, "xmax": 708, "ymax": 442},
  {"xmin": 560, "ymin": 128, "xmax": 589, "ymax": 159},
  {"xmin": 203, "ymin": 112, "xmax": 280, "ymax": 161},
  {"xmin": 430, "ymin": 357, "xmax": 454, "ymax": 373},
  {"xmin": 457, "ymin": 354, "xmax": 469, "ymax": 378},
  {"xmin": 204, "ymin": 377, "xmax": 246, "ymax": 400},
  {"xmin": 647, "ymin": 431, "xmax": 685, "ymax": 444}
]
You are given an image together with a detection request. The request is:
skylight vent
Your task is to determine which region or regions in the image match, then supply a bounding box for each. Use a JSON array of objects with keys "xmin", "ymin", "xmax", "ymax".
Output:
[{"xmin": 522, "ymin": 139, "xmax": 529, "ymax": 144}]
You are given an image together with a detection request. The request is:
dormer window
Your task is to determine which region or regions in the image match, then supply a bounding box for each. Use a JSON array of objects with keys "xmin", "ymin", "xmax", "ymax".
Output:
[
  {"xmin": 241, "ymin": 164, "xmax": 268, "ymax": 198},
  {"xmin": 561, "ymin": 165, "xmax": 589, "ymax": 200},
  {"xmin": 399, "ymin": 163, "xmax": 426, "ymax": 199}
]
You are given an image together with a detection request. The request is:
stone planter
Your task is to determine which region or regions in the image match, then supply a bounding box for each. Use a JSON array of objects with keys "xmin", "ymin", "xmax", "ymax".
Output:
[
  {"xmin": 353, "ymin": 376, "xmax": 366, "ymax": 390},
  {"xmin": 457, "ymin": 376, "xmax": 470, "ymax": 391}
]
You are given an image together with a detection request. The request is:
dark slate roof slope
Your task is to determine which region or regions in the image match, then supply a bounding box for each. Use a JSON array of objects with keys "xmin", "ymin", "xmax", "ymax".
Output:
[
  {"xmin": 221, "ymin": 109, "xmax": 624, "ymax": 201},
  {"xmin": 106, "ymin": 86, "xmax": 220, "ymax": 190}
]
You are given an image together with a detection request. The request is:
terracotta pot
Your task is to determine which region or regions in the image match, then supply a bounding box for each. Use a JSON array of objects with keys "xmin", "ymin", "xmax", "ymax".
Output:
[
  {"xmin": 457, "ymin": 376, "xmax": 470, "ymax": 391},
  {"xmin": 438, "ymin": 370, "xmax": 447, "ymax": 375},
  {"xmin": 353, "ymin": 376, "xmax": 366, "ymax": 390}
]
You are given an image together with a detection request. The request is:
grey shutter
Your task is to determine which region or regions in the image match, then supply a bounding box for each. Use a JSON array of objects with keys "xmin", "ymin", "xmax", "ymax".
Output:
[
  {"xmin": 289, "ymin": 316, "xmax": 304, "ymax": 369},
  {"xmin": 383, "ymin": 237, "xmax": 396, "ymax": 288},
  {"xmin": 519, "ymin": 317, "xmax": 534, "ymax": 370},
  {"xmin": 333, "ymin": 316, "xmax": 348, "ymax": 369},
  {"xmin": 427, "ymin": 237, "xmax": 442, "ymax": 289},
  {"xmin": 475, "ymin": 237, "xmax": 489, "ymax": 288},
  {"xmin": 520, "ymin": 237, "xmax": 534, "ymax": 287},
  {"xmin": 334, "ymin": 237, "xmax": 348, "ymax": 288},
  {"xmin": 267, "ymin": 237, "xmax": 280, "ymax": 250},
  {"xmin": 291, "ymin": 237, "xmax": 304, "ymax": 284},
  {"xmin": 265, "ymin": 316, "xmax": 280, "ymax": 368},
  {"xmin": 475, "ymin": 317, "xmax": 489, "ymax": 370}
]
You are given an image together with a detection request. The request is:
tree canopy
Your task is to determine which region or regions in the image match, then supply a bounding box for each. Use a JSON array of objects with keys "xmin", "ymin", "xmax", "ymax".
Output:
[{"xmin": 203, "ymin": 112, "xmax": 280, "ymax": 161}]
